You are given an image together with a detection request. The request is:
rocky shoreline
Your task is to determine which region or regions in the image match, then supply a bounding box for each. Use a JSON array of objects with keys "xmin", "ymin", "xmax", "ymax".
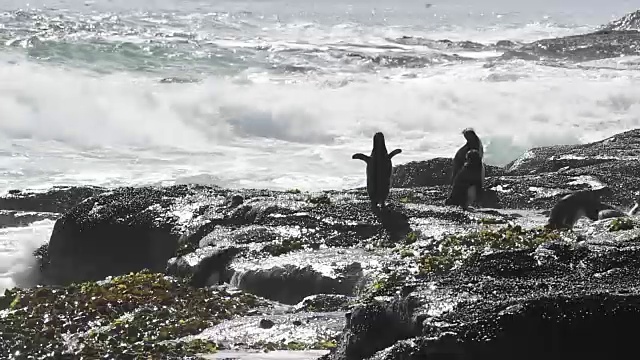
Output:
[{"xmin": 1, "ymin": 128, "xmax": 640, "ymax": 358}]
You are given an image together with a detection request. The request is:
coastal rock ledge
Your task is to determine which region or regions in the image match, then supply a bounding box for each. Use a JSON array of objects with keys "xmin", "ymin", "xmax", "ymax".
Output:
[{"xmin": 2, "ymin": 129, "xmax": 640, "ymax": 359}]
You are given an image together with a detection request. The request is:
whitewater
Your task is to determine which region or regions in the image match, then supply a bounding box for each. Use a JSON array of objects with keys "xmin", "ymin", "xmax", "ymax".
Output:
[{"xmin": 1, "ymin": 0, "xmax": 640, "ymax": 292}]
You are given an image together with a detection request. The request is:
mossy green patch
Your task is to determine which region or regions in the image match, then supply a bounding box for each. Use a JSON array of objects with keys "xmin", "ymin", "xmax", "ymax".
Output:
[
  {"xmin": 365, "ymin": 271, "xmax": 408, "ymax": 298},
  {"xmin": 418, "ymin": 224, "xmax": 561, "ymax": 275},
  {"xmin": 609, "ymin": 217, "xmax": 636, "ymax": 232},
  {"xmin": 254, "ymin": 338, "xmax": 339, "ymax": 352},
  {"xmin": 404, "ymin": 231, "xmax": 419, "ymax": 245},
  {"xmin": 479, "ymin": 217, "xmax": 507, "ymax": 225},
  {"xmin": 399, "ymin": 193, "xmax": 420, "ymax": 204},
  {"xmin": 0, "ymin": 270, "xmax": 264, "ymax": 359}
]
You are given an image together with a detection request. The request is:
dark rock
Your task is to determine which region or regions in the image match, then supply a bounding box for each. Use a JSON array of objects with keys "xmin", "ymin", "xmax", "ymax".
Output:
[
  {"xmin": 324, "ymin": 236, "xmax": 640, "ymax": 360},
  {"xmin": 0, "ymin": 186, "xmax": 106, "ymax": 213},
  {"xmin": 294, "ymin": 294, "xmax": 354, "ymax": 313},
  {"xmin": 30, "ymin": 127, "xmax": 640, "ymax": 346},
  {"xmin": 41, "ymin": 185, "xmax": 199, "ymax": 285},
  {"xmin": 504, "ymin": 129, "xmax": 640, "ymax": 175},
  {"xmin": 230, "ymin": 263, "xmax": 363, "ymax": 305},
  {"xmin": 495, "ymin": 40, "xmax": 517, "ymax": 48},
  {"xmin": 490, "ymin": 11, "xmax": 640, "ymax": 63},
  {"xmin": 601, "ymin": 10, "xmax": 640, "ymax": 32},
  {"xmin": 511, "ymin": 29, "xmax": 640, "ymax": 62},
  {"xmin": 390, "ymin": 37, "xmax": 486, "ymax": 51},
  {"xmin": 259, "ymin": 318, "xmax": 275, "ymax": 329},
  {"xmin": 392, "ymin": 158, "xmax": 505, "ymax": 188},
  {"xmin": 225, "ymin": 194, "xmax": 244, "ymax": 208},
  {"xmin": 165, "ymin": 245, "xmax": 244, "ymax": 287}
]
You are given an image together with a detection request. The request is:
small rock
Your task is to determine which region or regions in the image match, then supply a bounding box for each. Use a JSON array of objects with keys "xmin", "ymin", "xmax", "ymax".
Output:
[
  {"xmin": 226, "ymin": 194, "xmax": 244, "ymax": 208},
  {"xmin": 259, "ymin": 319, "xmax": 275, "ymax": 329}
]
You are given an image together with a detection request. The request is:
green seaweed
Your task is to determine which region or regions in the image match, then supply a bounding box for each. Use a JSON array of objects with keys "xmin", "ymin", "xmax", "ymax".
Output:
[
  {"xmin": 479, "ymin": 217, "xmax": 507, "ymax": 225},
  {"xmin": 366, "ymin": 271, "xmax": 407, "ymax": 298},
  {"xmin": 400, "ymin": 248, "xmax": 415, "ymax": 258},
  {"xmin": 0, "ymin": 270, "xmax": 264, "ymax": 359},
  {"xmin": 609, "ymin": 217, "xmax": 636, "ymax": 232},
  {"xmin": 404, "ymin": 231, "xmax": 419, "ymax": 245},
  {"xmin": 254, "ymin": 338, "xmax": 339, "ymax": 352},
  {"xmin": 418, "ymin": 224, "xmax": 561, "ymax": 275}
]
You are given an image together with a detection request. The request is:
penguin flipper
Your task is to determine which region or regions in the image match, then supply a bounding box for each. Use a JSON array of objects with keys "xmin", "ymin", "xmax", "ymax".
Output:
[
  {"xmin": 388, "ymin": 149, "xmax": 402, "ymax": 159},
  {"xmin": 352, "ymin": 153, "xmax": 370, "ymax": 162}
]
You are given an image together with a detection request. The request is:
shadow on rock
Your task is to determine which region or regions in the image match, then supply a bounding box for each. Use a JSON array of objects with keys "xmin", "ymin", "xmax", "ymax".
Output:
[{"xmin": 375, "ymin": 207, "xmax": 411, "ymax": 242}]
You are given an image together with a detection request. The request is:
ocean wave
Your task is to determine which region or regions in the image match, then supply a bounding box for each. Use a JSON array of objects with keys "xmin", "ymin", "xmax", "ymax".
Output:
[
  {"xmin": 1, "ymin": 55, "xmax": 640, "ymax": 192},
  {"xmin": 2, "ymin": 6, "xmax": 632, "ymax": 77},
  {"xmin": 0, "ymin": 219, "xmax": 54, "ymax": 294}
]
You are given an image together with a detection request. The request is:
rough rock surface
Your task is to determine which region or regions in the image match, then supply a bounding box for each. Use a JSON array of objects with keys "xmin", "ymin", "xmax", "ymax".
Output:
[
  {"xmin": 0, "ymin": 186, "xmax": 106, "ymax": 214},
  {"xmin": 3, "ymin": 10, "xmax": 640, "ymax": 360},
  {"xmin": 21, "ymin": 127, "xmax": 640, "ymax": 359},
  {"xmin": 323, "ymin": 234, "xmax": 640, "ymax": 360},
  {"xmin": 389, "ymin": 10, "xmax": 640, "ymax": 66}
]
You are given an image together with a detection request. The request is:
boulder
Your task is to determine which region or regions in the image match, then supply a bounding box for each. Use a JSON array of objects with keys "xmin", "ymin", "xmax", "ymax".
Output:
[
  {"xmin": 41, "ymin": 185, "xmax": 216, "ymax": 285},
  {"xmin": 323, "ymin": 232, "xmax": 640, "ymax": 360},
  {"xmin": 0, "ymin": 186, "xmax": 106, "ymax": 214}
]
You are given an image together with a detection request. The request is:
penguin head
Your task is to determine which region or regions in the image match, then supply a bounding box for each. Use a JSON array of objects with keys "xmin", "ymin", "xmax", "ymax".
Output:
[
  {"xmin": 373, "ymin": 132, "xmax": 387, "ymax": 151},
  {"xmin": 462, "ymin": 127, "xmax": 478, "ymax": 142}
]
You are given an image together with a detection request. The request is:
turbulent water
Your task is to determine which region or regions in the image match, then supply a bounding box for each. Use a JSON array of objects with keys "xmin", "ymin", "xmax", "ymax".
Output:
[{"xmin": 1, "ymin": 0, "xmax": 640, "ymax": 290}]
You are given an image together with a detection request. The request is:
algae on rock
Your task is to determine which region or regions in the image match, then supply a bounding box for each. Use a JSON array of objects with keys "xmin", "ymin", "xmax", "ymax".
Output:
[{"xmin": 0, "ymin": 270, "xmax": 265, "ymax": 359}]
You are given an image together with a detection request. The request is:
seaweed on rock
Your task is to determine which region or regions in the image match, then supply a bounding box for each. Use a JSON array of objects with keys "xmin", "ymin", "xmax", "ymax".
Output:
[
  {"xmin": 363, "ymin": 224, "xmax": 564, "ymax": 299},
  {"xmin": 418, "ymin": 224, "xmax": 562, "ymax": 275},
  {"xmin": 0, "ymin": 270, "xmax": 264, "ymax": 359}
]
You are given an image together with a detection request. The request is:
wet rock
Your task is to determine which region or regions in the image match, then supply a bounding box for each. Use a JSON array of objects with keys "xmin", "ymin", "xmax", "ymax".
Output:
[
  {"xmin": 601, "ymin": 10, "xmax": 640, "ymax": 32},
  {"xmin": 489, "ymin": 11, "xmax": 640, "ymax": 63},
  {"xmin": 230, "ymin": 262, "xmax": 362, "ymax": 305},
  {"xmin": 0, "ymin": 186, "xmax": 106, "ymax": 213},
  {"xmin": 259, "ymin": 318, "xmax": 275, "ymax": 329},
  {"xmin": 390, "ymin": 37, "xmax": 486, "ymax": 51},
  {"xmin": 41, "ymin": 185, "xmax": 219, "ymax": 285},
  {"xmin": 495, "ymin": 39, "xmax": 517, "ymax": 48},
  {"xmin": 294, "ymin": 294, "xmax": 354, "ymax": 313},
  {"xmin": 0, "ymin": 270, "xmax": 264, "ymax": 358},
  {"xmin": 323, "ymin": 231, "xmax": 640, "ymax": 360},
  {"xmin": 504, "ymin": 129, "xmax": 640, "ymax": 175},
  {"xmin": 193, "ymin": 310, "xmax": 344, "ymax": 352},
  {"xmin": 166, "ymin": 245, "xmax": 244, "ymax": 287},
  {"xmin": 225, "ymin": 194, "xmax": 244, "ymax": 208},
  {"xmin": 514, "ymin": 30, "xmax": 640, "ymax": 62},
  {"xmin": 392, "ymin": 157, "xmax": 505, "ymax": 188}
]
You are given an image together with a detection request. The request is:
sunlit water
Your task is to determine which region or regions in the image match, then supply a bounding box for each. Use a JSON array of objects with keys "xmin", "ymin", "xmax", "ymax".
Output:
[{"xmin": 1, "ymin": 0, "xmax": 639, "ymax": 292}]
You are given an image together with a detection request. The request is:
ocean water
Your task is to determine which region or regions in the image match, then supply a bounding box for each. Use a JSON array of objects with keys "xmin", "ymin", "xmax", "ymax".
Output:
[{"xmin": 1, "ymin": 0, "xmax": 640, "ymax": 291}]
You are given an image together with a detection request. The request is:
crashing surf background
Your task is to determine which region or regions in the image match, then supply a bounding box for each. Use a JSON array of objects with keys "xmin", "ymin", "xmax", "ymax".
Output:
[{"xmin": 1, "ymin": 0, "xmax": 639, "ymax": 291}]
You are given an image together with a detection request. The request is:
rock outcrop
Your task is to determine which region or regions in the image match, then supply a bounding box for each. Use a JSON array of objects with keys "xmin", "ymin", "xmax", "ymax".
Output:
[{"xmin": 3, "ymin": 128, "xmax": 640, "ymax": 359}]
